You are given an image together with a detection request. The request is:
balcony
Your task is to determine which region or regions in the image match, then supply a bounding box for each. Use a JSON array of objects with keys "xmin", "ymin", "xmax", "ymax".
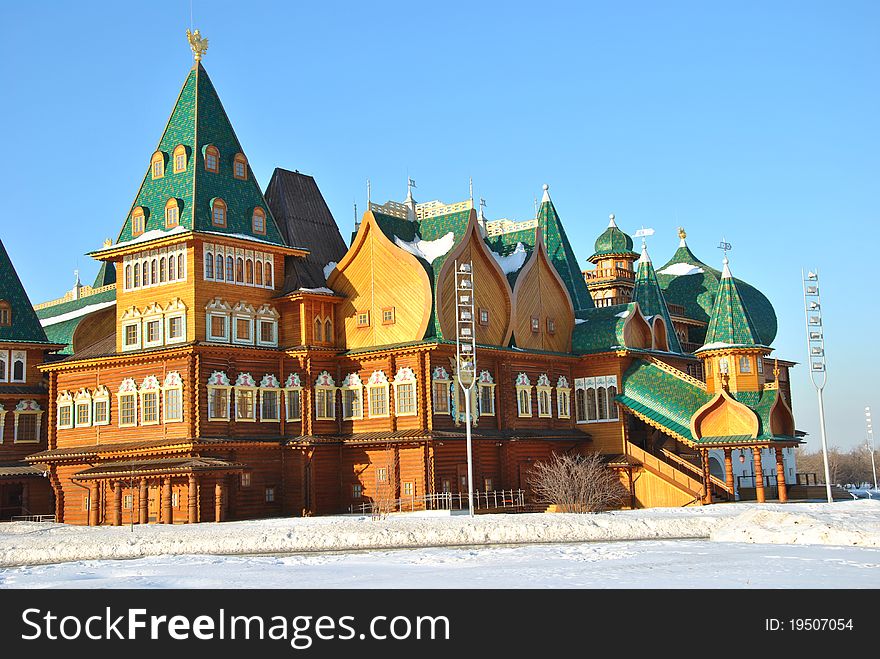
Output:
[
  {"xmin": 583, "ymin": 267, "xmax": 635, "ymax": 283},
  {"xmin": 667, "ymin": 302, "xmax": 686, "ymax": 316}
]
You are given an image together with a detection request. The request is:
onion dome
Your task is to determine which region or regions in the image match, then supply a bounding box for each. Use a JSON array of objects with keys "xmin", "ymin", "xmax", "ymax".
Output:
[{"xmin": 588, "ymin": 214, "xmax": 640, "ymax": 263}]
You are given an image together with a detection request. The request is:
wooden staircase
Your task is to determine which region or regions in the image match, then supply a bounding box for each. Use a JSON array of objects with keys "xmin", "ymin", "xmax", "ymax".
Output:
[{"xmin": 624, "ymin": 441, "xmax": 733, "ymax": 506}]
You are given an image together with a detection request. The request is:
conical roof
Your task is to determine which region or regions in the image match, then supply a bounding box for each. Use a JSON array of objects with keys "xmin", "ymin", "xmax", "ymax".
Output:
[
  {"xmin": 92, "ymin": 261, "xmax": 116, "ymax": 288},
  {"xmin": 537, "ymin": 186, "xmax": 594, "ymax": 311},
  {"xmin": 114, "ymin": 63, "xmax": 285, "ymax": 247},
  {"xmin": 633, "ymin": 244, "xmax": 682, "ymax": 353},
  {"xmin": 655, "ymin": 232, "xmax": 777, "ymax": 345},
  {"xmin": 697, "ymin": 258, "xmax": 764, "ymax": 351},
  {"xmin": 0, "ymin": 239, "xmax": 51, "ymax": 344},
  {"xmin": 589, "ymin": 214, "xmax": 639, "ymax": 261}
]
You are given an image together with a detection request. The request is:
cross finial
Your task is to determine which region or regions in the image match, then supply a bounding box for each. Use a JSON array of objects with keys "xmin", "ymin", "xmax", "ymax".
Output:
[{"xmin": 186, "ymin": 29, "xmax": 209, "ymax": 62}]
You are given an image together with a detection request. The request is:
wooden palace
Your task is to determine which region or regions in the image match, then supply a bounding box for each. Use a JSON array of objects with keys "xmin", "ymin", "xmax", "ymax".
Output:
[{"xmin": 5, "ymin": 33, "xmax": 804, "ymax": 525}]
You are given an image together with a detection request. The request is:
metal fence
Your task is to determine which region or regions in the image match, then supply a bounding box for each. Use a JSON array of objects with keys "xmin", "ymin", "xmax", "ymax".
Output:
[
  {"xmin": 9, "ymin": 514, "xmax": 56, "ymax": 523},
  {"xmin": 349, "ymin": 489, "xmax": 526, "ymax": 515}
]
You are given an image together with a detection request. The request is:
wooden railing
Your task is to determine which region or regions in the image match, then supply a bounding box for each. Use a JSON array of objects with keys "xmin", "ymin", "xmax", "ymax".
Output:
[
  {"xmin": 667, "ymin": 302, "xmax": 686, "ymax": 316},
  {"xmin": 625, "ymin": 440, "xmax": 702, "ymax": 498},
  {"xmin": 680, "ymin": 341, "xmax": 701, "ymax": 354},
  {"xmin": 583, "ymin": 267, "xmax": 635, "ymax": 282},
  {"xmin": 593, "ymin": 297, "xmax": 630, "ymax": 308},
  {"xmin": 644, "ymin": 355, "xmax": 707, "ymax": 390},
  {"xmin": 658, "ymin": 447, "xmax": 731, "ymax": 494}
]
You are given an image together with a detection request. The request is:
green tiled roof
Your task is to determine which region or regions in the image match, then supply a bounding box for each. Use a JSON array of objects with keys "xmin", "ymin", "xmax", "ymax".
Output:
[
  {"xmin": 35, "ymin": 287, "xmax": 117, "ymax": 321},
  {"xmin": 632, "ymin": 249, "xmax": 682, "ymax": 353},
  {"xmin": 42, "ymin": 317, "xmax": 82, "ymax": 355},
  {"xmin": 0, "ymin": 240, "xmax": 51, "ymax": 344},
  {"xmin": 115, "ymin": 63, "xmax": 285, "ymax": 247},
  {"xmin": 92, "ymin": 261, "xmax": 116, "ymax": 288},
  {"xmin": 486, "ymin": 229, "xmax": 534, "ymax": 289},
  {"xmin": 699, "ymin": 259, "xmax": 763, "ymax": 350},
  {"xmin": 537, "ymin": 197, "xmax": 594, "ymax": 311},
  {"xmin": 571, "ymin": 303, "xmax": 634, "ymax": 354},
  {"xmin": 589, "ymin": 217, "xmax": 638, "ymax": 261},
  {"xmin": 656, "ymin": 242, "xmax": 777, "ymax": 345},
  {"xmin": 36, "ymin": 287, "xmax": 117, "ymax": 354},
  {"xmin": 617, "ymin": 359, "xmax": 712, "ymax": 442}
]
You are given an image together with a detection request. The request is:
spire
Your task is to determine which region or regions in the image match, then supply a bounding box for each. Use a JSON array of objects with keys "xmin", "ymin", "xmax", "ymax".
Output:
[
  {"xmin": 186, "ymin": 29, "xmax": 209, "ymax": 63},
  {"xmin": 405, "ymin": 177, "xmax": 417, "ymax": 220},
  {"xmin": 609, "ymin": 213, "xmax": 618, "ymax": 228},
  {"xmin": 633, "ymin": 242, "xmax": 682, "ymax": 353},
  {"xmin": 700, "ymin": 256, "xmax": 763, "ymax": 349},
  {"xmin": 537, "ymin": 185, "xmax": 595, "ymax": 311},
  {"xmin": 0, "ymin": 239, "xmax": 51, "ymax": 345},
  {"xmin": 478, "ymin": 197, "xmax": 487, "ymax": 236},
  {"xmin": 110, "ymin": 59, "xmax": 286, "ymax": 247},
  {"xmin": 677, "ymin": 226, "xmax": 687, "ymax": 247}
]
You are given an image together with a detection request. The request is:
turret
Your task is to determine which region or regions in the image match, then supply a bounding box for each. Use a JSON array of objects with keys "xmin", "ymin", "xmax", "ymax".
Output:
[{"xmin": 583, "ymin": 213, "xmax": 640, "ymax": 307}]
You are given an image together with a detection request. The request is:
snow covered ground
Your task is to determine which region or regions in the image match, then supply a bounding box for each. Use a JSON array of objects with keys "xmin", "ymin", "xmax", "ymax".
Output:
[{"xmin": 1, "ymin": 501, "xmax": 878, "ymax": 588}]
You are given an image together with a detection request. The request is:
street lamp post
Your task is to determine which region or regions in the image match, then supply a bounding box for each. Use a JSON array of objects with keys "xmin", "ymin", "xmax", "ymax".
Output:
[
  {"xmin": 455, "ymin": 260, "xmax": 477, "ymax": 516},
  {"xmin": 802, "ymin": 269, "xmax": 833, "ymax": 503},
  {"xmin": 866, "ymin": 407, "xmax": 878, "ymax": 491}
]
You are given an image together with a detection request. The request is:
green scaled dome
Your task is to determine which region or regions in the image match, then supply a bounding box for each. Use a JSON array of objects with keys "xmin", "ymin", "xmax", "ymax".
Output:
[{"xmin": 589, "ymin": 214, "xmax": 639, "ymax": 261}]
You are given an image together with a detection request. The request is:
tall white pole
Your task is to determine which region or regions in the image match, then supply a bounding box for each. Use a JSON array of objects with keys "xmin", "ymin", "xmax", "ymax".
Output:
[
  {"xmin": 802, "ymin": 268, "xmax": 832, "ymax": 503},
  {"xmin": 455, "ymin": 259, "xmax": 477, "ymax": 517},
  {"xmin": 464, "ymin": 388, "xmax": 475, "ymax": 516},
  {"xmin": 816, "ymin": 388, "xmax": 833, "ymax": 503},
  {"xmin": 867, "ymin": 407, "xmax": 877, "ymax": 491}
]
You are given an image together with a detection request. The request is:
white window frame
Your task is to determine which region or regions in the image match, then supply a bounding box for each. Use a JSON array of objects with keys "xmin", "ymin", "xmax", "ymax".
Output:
[
  {"xmin": 162, "ymin": 372, "xmax": 184, "ymax": 423},
  {"xmin": 556, "ymin": 378, "xmax": 571, "ymax": 420},
  {"xmin": 207, "ymin": 382, "xmax": 231, "ymax": 422},
  {"xmin": 256, "ymin": 304, "xmax": 280, "ymax": 347},
  {"xmin": 283, "ymin": 373, "xmax": 303, "ymax": 422},
  {"xmin": 74, "ymin": 389, "xmax": 92, "ymax": 428},
  {"xmin": 142, "ymin": 312, "xmax": 164, "ymax": 349},
  {"xmin": 10, "ymin": 350, "xmax": 26, "ymax": 383},
  {"xmin": 392, "ymin": 368, "xmax": 417, "ymax": 418},
  {"xmin": 367, "ymin": 371, "xmax": 390, "ymax": 419},
  {"xmin": 577, "ymin": 376, "xmax": 619, "ymax": 424},
  {"xmin": 341, "ymin": 373, "xmax": 364, "ymax": 421},
  {"xmin": 56, "ymin": 391, "xmax": 74, "ymax": 429},
  {"xmin": 165, "ymin": 299, "xmax": 188, "ymax": 345},
  {"xmin": 0, "ymin": 349, "xmax": 8, "ymax": 383},
  {"xmin": 431, "ymin": 367, "xmax": 451, "ymax": 415},
  {"xmin": 515, "ymin": 373, "xmax": 533, "ymax": 418},
  {"xmin": 0, "ymin": 403, "xmax": 7, "ymax": 443},
  {"xmin": 92, "ymin": 386, "xmax": 110, "ymax": 426},
  {"xmin": 206, "ymin": 298, "xmax": 232, "ymax": 343},
  {"xmin": 259, "ymin": 374, "xmax": 281, "ymax": 422},
  {"xmin": 234, "ymin": 373, "xmax": 257, "ymax": 422},
  {"xmin": 117, "ymin": 379, "xmax": 138, "ymax": 428},
  {"xmin": 13, "ymin": 400, "xmax": 43, "ymax": 443},
  {"xmin": 232, "ymin": 302, "xmax": 256, "ymax": 345},
  {"xmin": 139, "ymin": 376, "xmax": 161, "ymax": 426},
  {"xmin": 536, "ymin": 375, "xmax": 553, "ymax": 419}
]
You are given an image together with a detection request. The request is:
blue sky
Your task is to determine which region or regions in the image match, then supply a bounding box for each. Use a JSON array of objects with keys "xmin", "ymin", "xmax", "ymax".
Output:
[{"xmin": 1, "ymin": 1, "xmax": 877, "ymax": 451}]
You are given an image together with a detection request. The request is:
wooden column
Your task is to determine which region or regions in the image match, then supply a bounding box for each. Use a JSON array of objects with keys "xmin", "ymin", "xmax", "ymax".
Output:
[
  {"xmin": 162, "ymin": 477, "xmax": 173, "ymax": 524},
  {"xmin": 724, "ymin": 449, "xmax": 735, "ymax": 499},
  {"xmin": 139, "ymin": 478, "xmax": 148, "ymax": 523},
  {"xmin": 214, "ymin": 481, "xmax": 224, "ymax": 522},
  {"xmin": 775, "ymin": 448, "xmax": 788, "ymax": 503},
  {"xmin": 112, "ymin": 482, "xmax": 122, "ymax": 526},
  {"xmin": 188, "ymin": 474, "xmax": 198, "ymax": 523},
  {"xmin": 88, "ymin": 482, "xmax": 99, "ymax": 526},
  {"xmin": 21, "ymin": 482, "xmax": 29, "ymax": 515},
  {"xmin": 702, "ymin": 450, "xmax": 712, "ymax": 504},
  {"xmin": 752, "ymin": 448, "xmax": 766, "ymax": 503}
]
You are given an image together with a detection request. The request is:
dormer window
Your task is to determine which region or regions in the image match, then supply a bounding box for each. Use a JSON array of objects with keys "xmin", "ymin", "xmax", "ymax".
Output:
[
  {"xmin": 211, "ymin": 198, "xmax": 227, "ymax": 227},
  {"xmin": 165, "ymin": 198, "xmax": 180, "ymax": 228},
  {"xmin": 0, "ymin": 301, "xmax": 10, "ymax": 326},
  {"xmin": 132, "ymin": 207, "xmax": 146, "ymax": 237},
  {"xmin": 173, "ymin": 144, "xmax": 187, "ymax": 173},
  {"xmin": 151, "ymin": 151, "xmax": 165, "ymax": 179},
  {"xmin": 252, "ymin": 207, "xmax": 266, "ymax": 235},
  {"xmin": 233, "ymin": 153, "xmax": 248, "ymax": 180},
  {"xmin": 205, "ymin": 145, "xmax": 220, "ymax": 173}
]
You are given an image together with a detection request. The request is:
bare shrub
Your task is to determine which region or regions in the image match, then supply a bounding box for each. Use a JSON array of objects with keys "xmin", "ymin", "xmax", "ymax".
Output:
[{"xmin": 527, "ymin": 452, "xmax": 627, "ymax": 513}]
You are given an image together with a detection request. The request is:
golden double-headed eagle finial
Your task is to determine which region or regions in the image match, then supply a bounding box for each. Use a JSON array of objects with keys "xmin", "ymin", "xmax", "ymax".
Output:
[
  {"xmin": 677, "ymin": 226, "xmax": 687, "ymax": 241},
  {"xmin": 186, "ymin": 29, "xmax": 209, "ymax": 62}
]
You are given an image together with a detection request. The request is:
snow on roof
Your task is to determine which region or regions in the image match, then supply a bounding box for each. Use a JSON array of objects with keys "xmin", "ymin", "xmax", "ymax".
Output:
[
  {"xmin": 491, "ymin": 242, "xmax": 527, "ymax": 275},
  {"xmin": 393, "ymin": 232, "xmax": 455, "ymax": 264},
  {"xmin": 323, "ymin": 261, "xmax": 337, "ymax": 279},
  {"xmin": 658, "ymin": 262, "xmax": 705, "ymax": 276},
  {"xmin": 39, "ymin": 300, "xmax": 116, "ymax": 327},
  {"xmin": 298, "ymin": 287, "xmax": 335, "ymax": 295},
  {"xmin": 696, "ymin": 341, "xmax": 736, "ymax": 351},
  {"xmin": 201, "ymin": 231, "xmax": 291, "ymax": 248},
  {"xmin": 96, "ymin": 226, "xmax": 189, "ymax": 251},
  {"xmin": 575, "ymin": 319, "xmax": 587, "ymax": 324},
  {"xmin": 615, "ymin": 310, "xmax": 630, "ymax": 318}
]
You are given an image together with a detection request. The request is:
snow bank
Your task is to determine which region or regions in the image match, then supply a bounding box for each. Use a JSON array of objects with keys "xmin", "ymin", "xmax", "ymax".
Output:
[
  {"xmin": 393, "ymin": 232, "xmax": 455, "ymax": 264},
  {"xmin": 0, "ymin": 508, "xmax": 729, "ymax": 568},
  {"xmin": 491, "ymin": 243, "xmax": 527, "ymax": 274},
  {"xmin": 710, "ymin": 500, "xmax": 880, "ymax": 547}
]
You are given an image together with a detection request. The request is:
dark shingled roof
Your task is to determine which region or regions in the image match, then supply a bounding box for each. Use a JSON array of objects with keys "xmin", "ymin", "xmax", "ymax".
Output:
[
  {"xmin": 265, "ymin": 168, "xmax": 349, "ymax": 294},
  {"xmin": 0, "ymin": 240, "xmax": 51, "ymax": 345}
]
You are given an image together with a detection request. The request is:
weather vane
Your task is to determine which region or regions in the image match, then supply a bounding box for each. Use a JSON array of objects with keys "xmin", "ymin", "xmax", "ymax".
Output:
[
  {"xmin": 186, "ymin": 29, "xmax": 209, "ymax": 62},
  {"xmin": 633, "ymin": 226, "xmax": 655, "ymax": 249},
  {"xmin": 677, "ymin": 226, "xmax": 686, "ymax": 240},
  {"xmin": 717, "ymin": 237, "xmax": 732, "ymax": 258}
]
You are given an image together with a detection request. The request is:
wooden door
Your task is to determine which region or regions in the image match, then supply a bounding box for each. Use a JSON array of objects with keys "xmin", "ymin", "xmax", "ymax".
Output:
[
  {"xmin": 148, "ymin": 485, "xmax": 160, "ymax": 523},
  {"xmin": 456, "ymin": 464, "xmax": 469, "ymax": 493}
]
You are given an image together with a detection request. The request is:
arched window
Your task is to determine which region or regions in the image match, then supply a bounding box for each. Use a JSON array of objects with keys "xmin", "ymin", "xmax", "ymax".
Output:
[
  {"xmin": 211, "ymin": 198, "xmax": 227, "ymax": 227},
  {"xmin": 233, "ymin": 153, "xmax": 248, "ymax": 180},
  {"xmin": 177, "ymin": 253, "xmax": 184, "ymax": 280},
  {"xmin": 12, "ymin": 352, "xmax": 26, "ymax": 382},
  {"xmin": 151, "ymin": 151, "xmax": 165, "ymax": 179},
  {"xmin": 133, "ymin": 262, "xmax": 141, "ymax": 288},
  {"xmin": 205, "ymin": 145, "xmax": 220, "ymax": 173},
  {"xmin": 575, "ymin": 388, "xmax": 587, "ymax": 422},
  {"xmin": 264, "ymin": 261, "xmax": 273, "ymax": 288},
  {"xmin": 607, "ymin": 385, "xmax": 618, "ymax": 419},
  {"xmin": 205, "ymin": 252, "xmax": 214, "ymax": 279},
  {"xmin": 314, "ymin": 317, "xmax": 323, "ymax": 343},
  {"xmin": 255, "ymin": 260, "xmax": 263, "ymax": 286},
  {"xmin": 246, "ymin": 259, "xmax": 254, "ymax": 284},
  {"xmin": 165, "ymin": 198, "xmax": 180, "ymax": 228},
  {"xmin": 252, "ymin": 207, "xmax": 266, "ymax": 234},
  {"xmin": 150, "ymin": 259, "xmax": 158, "ymax": 285},
  {"xmin": 216, "ymin": 254, "xmax": 224, "ymax": 281},
  {"xmin": 172, "ymin": 144, "xmax": 187, "ymax": 173},
  {"xmin": 131, "ymin": 207, "xmax": 146, "ymax": 237},
  {"xmin": 325, "ymin": 319, "xmax": 332, "ymax": 344},
  {"xmin": 168, "ymin": 254, "xmax": 176, "ymax": 280},
  {"xmin": 124, "ymin": 265, "xmax": 132, "ymax": 290},
  {"xmin": 226, "ymin": 256, "xmax": 234, "ymax": 281},
  {"xmin": 596, "ymin": 387, "xmax": 608, "ymax": 420},
  {"xmin": 236, "ymin": 257, "xmax": 244, "ymax": 283},
  {"xmin": 0, "ymin": 301, "xmax": 9, "ymax": 327}
]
